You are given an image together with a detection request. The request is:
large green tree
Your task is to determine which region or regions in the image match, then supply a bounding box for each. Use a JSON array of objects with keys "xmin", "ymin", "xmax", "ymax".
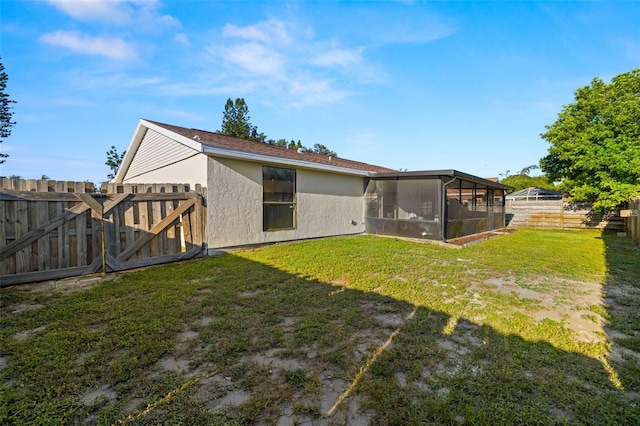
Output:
[
  {"xmin": 0, "ymin": 56, "xmax": 16, "ymax": 164},
  {"xmin": 221, "ymin": 98, "xmax": 258, "ymax": 140},
  {"xmin": 540, "ymin": 69, "xmax": 640, "ymax": 212}
]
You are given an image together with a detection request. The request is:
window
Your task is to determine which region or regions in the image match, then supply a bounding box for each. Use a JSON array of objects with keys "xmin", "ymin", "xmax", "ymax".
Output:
[{"xmin": 263, "ymin": 166, "xmax": 296, "ymax": 231}]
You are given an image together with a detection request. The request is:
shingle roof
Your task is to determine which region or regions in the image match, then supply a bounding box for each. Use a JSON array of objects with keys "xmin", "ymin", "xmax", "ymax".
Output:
[{"xmin": 146, "ymin": 120, "xmax": 395, "ymax": 173}]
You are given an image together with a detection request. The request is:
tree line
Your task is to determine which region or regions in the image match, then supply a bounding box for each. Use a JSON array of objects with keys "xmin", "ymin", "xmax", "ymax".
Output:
[{"xmin": 220, "ymin": 98, "xmax": 337, "ymax": 157}]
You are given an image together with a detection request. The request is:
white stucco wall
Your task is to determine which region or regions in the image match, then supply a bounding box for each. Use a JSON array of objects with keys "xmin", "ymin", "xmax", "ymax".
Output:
[
  {"xmin": 122, "ymin": 153, "xmax": 207, "ymax": 188},
  {"xmin": 207, "ymin": 156, "xmax": 365, "ymax": 249}
]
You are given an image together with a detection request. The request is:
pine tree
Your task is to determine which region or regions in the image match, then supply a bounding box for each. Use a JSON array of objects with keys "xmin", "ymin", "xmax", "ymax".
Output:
[{"xmin": 0, "ymin": 56, "xmax": 16, "ymax": 164}]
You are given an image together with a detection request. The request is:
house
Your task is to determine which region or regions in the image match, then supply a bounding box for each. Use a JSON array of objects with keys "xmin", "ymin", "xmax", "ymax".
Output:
[{"xmin": 115, "ymin": 119, "xmax": 510, "ymax": 251}]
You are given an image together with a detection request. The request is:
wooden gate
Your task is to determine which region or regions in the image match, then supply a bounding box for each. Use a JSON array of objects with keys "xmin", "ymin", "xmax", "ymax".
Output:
[{"xmin": 1, "ymin": 179, "xmax": 206, "ymax": 287}]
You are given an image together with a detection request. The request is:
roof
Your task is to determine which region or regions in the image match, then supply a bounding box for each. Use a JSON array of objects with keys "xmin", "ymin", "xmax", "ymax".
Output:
[
  {"xmin": 506, "ymin": 187, "xmax": 564, "ymax": 200},
  {"xmin": 145, "ymin": 120, "xmax": 395, "ymax": 174},
  {"xmin": 370, "ymin": 169, "xmax": 513, "ymax": 190}
]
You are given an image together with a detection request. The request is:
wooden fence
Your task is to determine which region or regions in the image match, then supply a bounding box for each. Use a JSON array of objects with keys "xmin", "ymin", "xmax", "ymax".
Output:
[
  {"xmin": 1, "ymin": 179, "xmax": 206, "ymax": 287},
  {"xmin": 626, "ymin": 197, "xmax": 640, "ymax": 244},
  {"xmin": 505, "ymin": 200, "xmax": 625, "ymax": 232}
]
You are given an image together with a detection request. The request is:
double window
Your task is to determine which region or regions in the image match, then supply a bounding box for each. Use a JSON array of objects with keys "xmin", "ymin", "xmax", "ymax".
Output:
[{"xmin": 263, "ymin": 166, "xmax": 296, "ymax": 231}]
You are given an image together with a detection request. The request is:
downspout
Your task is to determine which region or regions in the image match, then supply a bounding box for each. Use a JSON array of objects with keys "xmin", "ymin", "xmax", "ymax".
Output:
[{"xmin": 441, "ymin": 176, "xmax": 457, "ymax": 241}]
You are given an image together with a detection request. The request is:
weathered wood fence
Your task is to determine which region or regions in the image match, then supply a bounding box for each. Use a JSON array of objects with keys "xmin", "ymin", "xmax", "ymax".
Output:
[
  {"xmin": 1, "ymin": 179, "xmax": 206, "ymax": 287},
  {"xmin": 505, "ymin": 200, "xmax": 625, "ymax": 231},
  {"xmin": 626, "ymin": 197, "xmax": 640, "ymax": 244}
]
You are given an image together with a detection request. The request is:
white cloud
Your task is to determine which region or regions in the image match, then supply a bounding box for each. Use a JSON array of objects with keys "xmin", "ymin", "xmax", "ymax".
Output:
[
  {"xmin": 377, "ymin": 19, "xmax": 455, "ymax": 45},
  {"xmin": 40, "ymin": 30, "xmax": 138, "ymax": 61},
  {"xmin": 223, "ymin": 19, "xmax": 290, "ymax": 44},
  {"xmin": 183, "ymin": 13, "xmax": 449, "ymax": 108},
  {"xmin": 46, "ymin": 0, "xmax": 179, "ymax": 30},
  {"xmin": 174, "ymin": 33, "xmax": 190, "ymax": 46},
  {"xmin": 288, "ymin": 75, "xmax": 350, "ymax": 107},
  {"xmin": 216, "ymin": 42, "xmax": 285, "ymax": 76},
  {"xmin": 46, "ymin": 0, "xmax": 133, "ymax": 24},
  {"xmin": 200, "ymin": 18, "xmax": 366, "ymax": 107},
  {"xmin": 310, "ymin": 48, "xmax": 362, "ymax": 67}
]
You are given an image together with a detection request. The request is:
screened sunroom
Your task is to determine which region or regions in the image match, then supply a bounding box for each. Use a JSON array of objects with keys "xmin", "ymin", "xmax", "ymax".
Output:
[{"xmin": 364, "ymin": 170, "xmax": 511, "ymax": 241}]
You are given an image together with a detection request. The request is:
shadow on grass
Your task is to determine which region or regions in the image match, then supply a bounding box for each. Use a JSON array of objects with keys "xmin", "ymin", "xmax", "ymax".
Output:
[
  {"xmin": 602, "ymin": 232, "xmax": 640, "ymax": 394},
  {"xmin": 1, "ymin": 240, "xmax": 639, "ymax": 425}
]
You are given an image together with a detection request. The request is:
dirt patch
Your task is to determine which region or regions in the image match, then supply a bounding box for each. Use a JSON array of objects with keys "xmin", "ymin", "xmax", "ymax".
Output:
[
  {"xmin": 74, "ymin": 351, "xmax": 95, "ymax": 365},
  {"xmin": 480, "ymin": 276, "xmax": 607, "ymax": 343},
  {"xmin": 177, "ymin": 330, "xmax": 199, "ymax": 342},
  {"xmin": 8, "ymin": 303, "xmax": 45, "ymax": 314},
  {"xmin": 319, "ymin": 377, "xmax": 348, "ymax": 414},
  {"xmin": 157, "ymin": 357, "xmax": 190, "ymax": 373},
  {"xmin": 14, "ymin": 325, "xmax": 47, "ymax": 341},
  {"xmin": 197, "ymin": 316, "xmax": 215, "ymax": 327},
  {"xmin": 373, "ymin": 312, "xmax": 405, "ymax": 328},
  {"xmin": 447, "ymin": 228, "xmax": 515, "ymax": 247},
  {"xmin": 207, "ymin": 389, "xmax": 251, "ymax": 410},
  {"xmin": 241, "ymin": 349, "xmax": 305, "ymax": 373},
  {"xmin": 81, "ymin": 384, "xmax": 116, "ymax": 406},
  {"xmin": 125, "ymin": 398, "xmax": 145, "ymax": 413}
]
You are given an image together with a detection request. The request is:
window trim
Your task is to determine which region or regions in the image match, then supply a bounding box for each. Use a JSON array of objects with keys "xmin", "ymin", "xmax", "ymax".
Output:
[{"xmin": 262, "ymin": 166, "xmax": 297, "ymax": 231}]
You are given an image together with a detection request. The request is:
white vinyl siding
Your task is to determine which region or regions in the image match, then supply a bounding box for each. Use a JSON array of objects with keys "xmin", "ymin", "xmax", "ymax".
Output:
[{"xmin": 124, "ymin": 129, "xmax": 200, "ymax": 181}]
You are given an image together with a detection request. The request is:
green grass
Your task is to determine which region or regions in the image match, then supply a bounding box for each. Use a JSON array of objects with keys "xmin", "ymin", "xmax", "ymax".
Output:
[{"xmin": 1, "ymin": 228, "xmax": 639, "ymax": 424}]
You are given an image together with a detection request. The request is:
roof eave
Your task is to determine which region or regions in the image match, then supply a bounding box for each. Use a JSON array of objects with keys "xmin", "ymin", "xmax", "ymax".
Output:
[
  {"xmin": 370, "ymin": 169, "xmax": 513, "ymax": 190},
  {"xmin": 201, "ymin": 145, "xmax": 372, "ymax": 177}
]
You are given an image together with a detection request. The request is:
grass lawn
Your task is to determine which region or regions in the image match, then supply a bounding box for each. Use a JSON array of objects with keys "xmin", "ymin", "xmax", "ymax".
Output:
[{"xmin": 1, "ymin": 229, "xmax": 639, "ymax": 424}]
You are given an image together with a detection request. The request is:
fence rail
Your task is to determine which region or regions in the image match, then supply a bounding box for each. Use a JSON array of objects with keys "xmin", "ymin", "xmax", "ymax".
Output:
[
  {"xmin": 505, "ymin": 200, "xmax": 625, "ymax": 231},
  {"xmin": 1, "ymin": 180, "xmax": 206, "ymax": 287}
]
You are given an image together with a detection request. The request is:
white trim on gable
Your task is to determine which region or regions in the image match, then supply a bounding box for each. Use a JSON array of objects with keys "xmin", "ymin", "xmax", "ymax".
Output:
[
  {"xmin": 140, "ymin": 119, "xmax": 203, "ymax": 151},
  {"xmin": 115, "ymin": 118, "xmax": 373, "ymax": 183},
  {"xmin": 113, "ymin": 120, "xmax": 202, "ymax": 183}
]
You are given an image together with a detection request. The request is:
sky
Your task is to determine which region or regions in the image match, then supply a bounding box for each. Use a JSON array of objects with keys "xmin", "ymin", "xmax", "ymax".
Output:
[{"xmin": 1, "ymin": 0, "xmax": 639, "ymax": 184}]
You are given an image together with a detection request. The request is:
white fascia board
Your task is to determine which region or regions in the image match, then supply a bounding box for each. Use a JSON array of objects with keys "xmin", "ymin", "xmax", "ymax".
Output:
[
  {"xmin": 140, "ymin": 119, "xmax": 203, "ymax": 151},
  {"xmin": 201, "ymin": 144, "xmax": 372, "ymax": 177},
  {"xmin": 113, "ymin": 120, "xmax": 147, "ymax": 183}
]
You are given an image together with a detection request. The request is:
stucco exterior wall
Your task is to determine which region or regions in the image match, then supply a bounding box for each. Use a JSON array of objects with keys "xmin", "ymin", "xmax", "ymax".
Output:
[
  {"xmin": 121, "ymin": 153, "xmax": 207, "ymax": 188},
  {"xmin": 207, "ymin": 156, "xmax": 365, "ymax": 249}
]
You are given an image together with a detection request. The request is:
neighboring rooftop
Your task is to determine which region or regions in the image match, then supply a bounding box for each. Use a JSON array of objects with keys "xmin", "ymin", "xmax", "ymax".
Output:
[
  {"xmin": 145, "ymin": 119, "xmax": 396, "ymax": 174},
  {"xmin": 506, "ymin": 187, "xmax": 564, "ymax": 201}
]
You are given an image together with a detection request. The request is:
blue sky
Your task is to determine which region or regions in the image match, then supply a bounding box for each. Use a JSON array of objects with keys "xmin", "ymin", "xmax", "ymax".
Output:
[{"xmin": 1, "ymin": 1, "xmax": 639, "ymax": 183}]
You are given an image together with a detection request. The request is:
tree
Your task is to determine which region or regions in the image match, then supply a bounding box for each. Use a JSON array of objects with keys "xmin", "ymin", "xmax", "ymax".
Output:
[
  {"xmin": 219, "ymin": 98, "xmax": 338, "ymax": 156},
  {"xmin": 106, "ymin": 146, "xmax": 126, "ymax": 180},
  {"xmin": 500, "ymin": 165, "xmax": 556, "ymax": 192},
  {"xmin": 540, "ymin": 69, "xmax": 640, "ymax": 212},
  {"xmin": 221, "ymin": 98, "xmax": 258, "ymax": 140},
  {"xmin": 0, "ymin": 56, "xmax": 16, "ymax": 164},
  {"xmin": 311, "ymin": 143, "xmax": 337, "ymax": 157}
]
